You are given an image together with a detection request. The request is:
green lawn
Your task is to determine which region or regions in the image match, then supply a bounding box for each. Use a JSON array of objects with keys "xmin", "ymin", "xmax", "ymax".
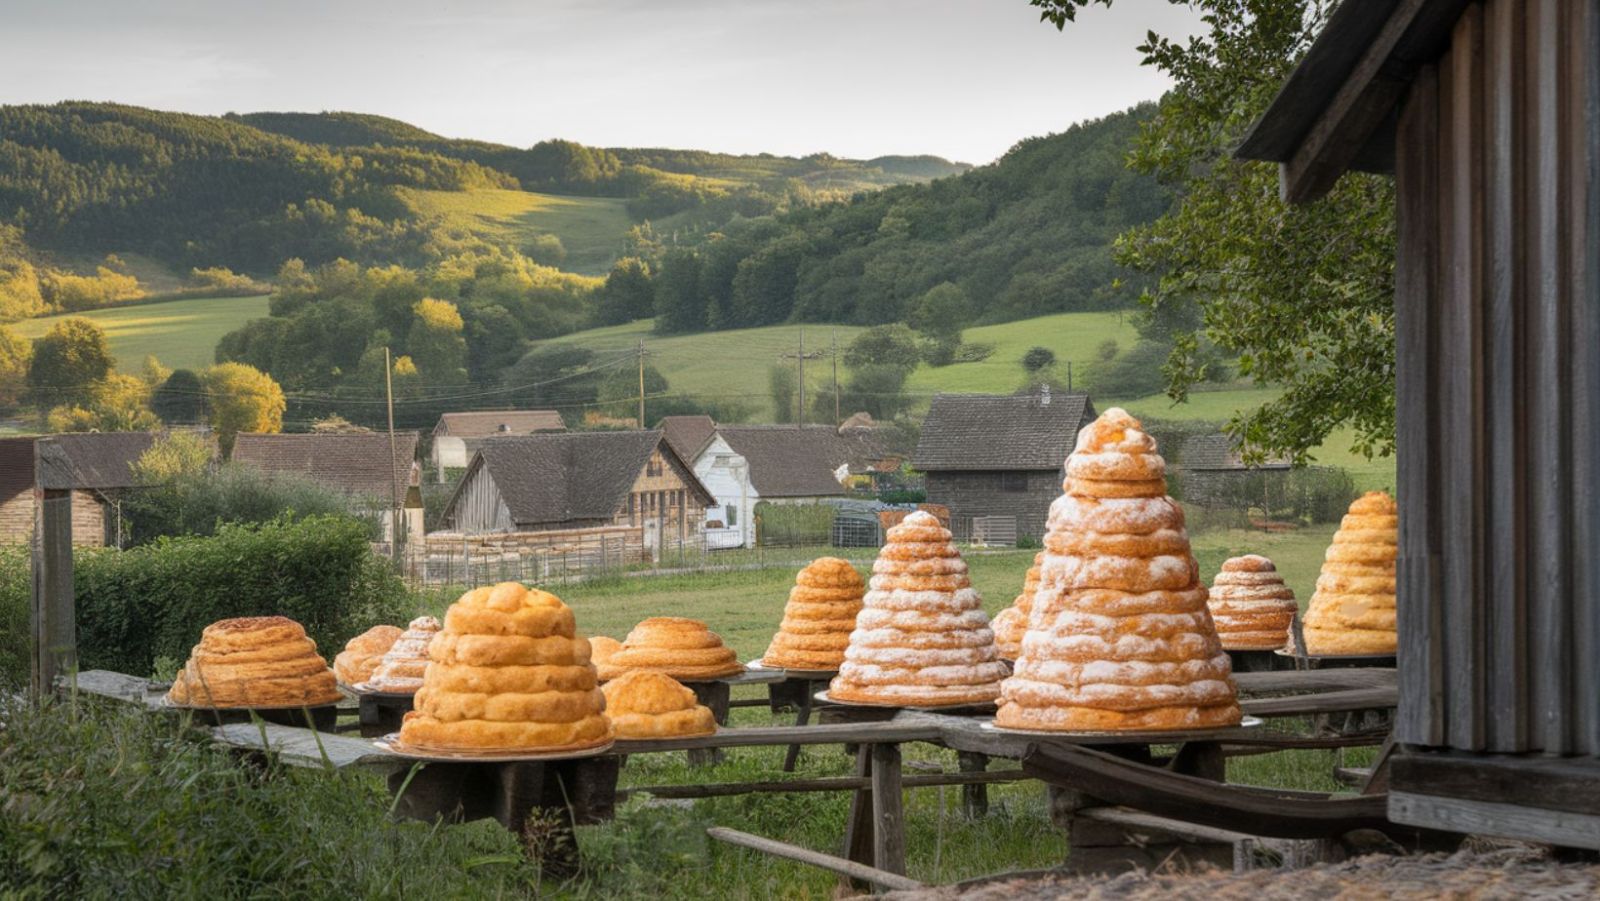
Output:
[
  {"xmin": 905, "ymin": 311, "xmax": 1141, "ymax": 395},
  {"xmin": 12, "ymin": 294, "xmax": 270, "ymax": 371},
  {"xmin": 399, "ymin": 187, "xmax": 634, "ymax": 275}
]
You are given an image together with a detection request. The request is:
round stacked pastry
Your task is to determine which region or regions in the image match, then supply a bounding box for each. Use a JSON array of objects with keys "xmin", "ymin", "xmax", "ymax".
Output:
[
  {"xmin": 997, "ymin": 408, "xmax": 1241, "ymax": 732},
  {"xmin": 827, "ymin": 511, "xmax": 1007, "ymax": 706},
  {"xmin": 990, "ymin": 552, "xmax": 1044, "ymax": 661},
  {"xmin": 398, "ymin": 582, "xmax": 612, "ymax": 753},
  {"xmin": 1208, "ymin": 555, "xmax": 1297, "ymax": 650},
  {"xmin": 365, "ymin": 616, "xmax": 441, "ymax": 693},
  {"xmin": 1301, "ymin": 491, "xmax": 1398, "ymax": 655},
  {"xmin": 588, "ymin": 636, "xmax": 622, "ymax": 668},
  {"xmin": 762, "ymin": 557, "xmax": 866, "ymax": 671},
  {"xmin": 601, "ymin": 671, "xmax": 717, "ymax": 739},
  {"xmin": 333, "ymin": 624, "xmax": 402, "ymax": 686},
  {"xmin": 168, "ymin": 616, "xmax": 342, "ymax": 708},
  {"xmin": 596, "ymin": 618, "xmax": 743, "ymax": 682}
]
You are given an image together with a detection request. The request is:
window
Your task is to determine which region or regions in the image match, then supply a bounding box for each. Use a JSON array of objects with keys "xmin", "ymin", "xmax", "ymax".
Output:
[
  {"xmin": 1000, "ymin": 471, "xmax": 1029, "ymax": 493},
  {"xmin": 725, "ymin": 504, "xmax": 737, "ymax": 527},
  {"xmin": 647, "ymin": 456, "xmax": 663, "ymax": 477}
]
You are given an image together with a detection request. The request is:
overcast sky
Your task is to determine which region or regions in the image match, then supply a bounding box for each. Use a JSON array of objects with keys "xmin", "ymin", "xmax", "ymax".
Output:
[{"xmin": 0, "ymin": 0, "xmax": 1202, "ymax": 164}]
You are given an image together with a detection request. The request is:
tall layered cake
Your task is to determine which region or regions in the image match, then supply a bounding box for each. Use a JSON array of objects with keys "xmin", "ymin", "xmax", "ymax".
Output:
[
  {"xmin": 827, "ymin": 511, "xmax": 1006, "ymax": 706},
  {"xmin": 596, "ymin": 617, "xmax": 743, "ymax": 682},
  {"xmin": 762, "ymin": 557, "xmax": 866, "ymax": 670},
  {"xmin": 168, "ymin": 616, "xmax": 342, "ymax": 708},
  {"xmin": 990, "ymin": 552, "xmax": 1043, "ymax": 661},
  {"xmin": 398, "ymin": 582, "xmax": 612, "ymax": 753},
  {"xmin": 997, "ymin": 409, "xmax": 1241, "ymax": 731},
  {"xmin": 1208, "ymin": 555, "xmax": 1297, "ymax": 650},
  {"xmin": 1301, "ymin": 491, "xmax": 1398, "ymax": 655}
]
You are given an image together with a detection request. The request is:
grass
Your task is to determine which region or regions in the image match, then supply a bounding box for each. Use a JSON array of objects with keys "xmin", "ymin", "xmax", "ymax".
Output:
[
  {"xmin": 905, "ymin": 311, "xmax": 1141, "ymax": 396},
  {"xmin": 12, "ymin": 294, "xmax": 270, "ymax": 371},
  {"xmin": 399, "ymin": 187, "xmax": 634, "ymax": 275}
]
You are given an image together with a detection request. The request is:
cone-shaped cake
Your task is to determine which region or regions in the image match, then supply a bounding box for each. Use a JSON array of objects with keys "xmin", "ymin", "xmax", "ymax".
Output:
[
  {"xmin": 333, "ymin": 624, "xmax": 402, "ymax": 685},
  {"xmin": 762, "ymin": 557, "xmax": 866, "ymax": 670},
  {"xmin": 596, "ymin": 618, "xmax": 743, "ymax": 682},
  {"xmin": 398, "ymin": 582, "xmax": 612, "ymax": 753},
  {"xmin": 828, "ymin": 511, "xmax": 1007, "ymax": 706},
  {"xmin": 991, "ymin": 552, "xmax": 1044, "ymax": 661},
  {"xmin": 602, "ymin": 671, "xmax": 718, "ymax": 739},
  {"xmin": 365, "ymin": 616, "xmax": 442, "ymax": 693},
  {"xmin": 997, "ymin": 409, "xmax": 1241, "ymax": 731},
  {"xmin": 168, "ymin": 616, "xmax": 343, "ymax": 708},
  {"xmin": 1208, "ymin": 556, "xmax": 1297, "ymax": 650},
  {"xmin": 1301, "ymin": 491, "xmax": 1398, "ymax": 655}
]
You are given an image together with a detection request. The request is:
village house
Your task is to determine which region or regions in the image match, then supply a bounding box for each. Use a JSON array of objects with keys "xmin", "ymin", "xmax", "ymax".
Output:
[
  {"xmin": 1175, "ymin": 432, "xmax": 1294, "ymax": 509},
  {"xmin": 438, "ymin": 430, "xmax": 713, "ymax": 555},
  {"xmin": 913, "ymin": 389, "xmax": 1096, "ymax": 543},
  {"xmin": 230, "ymin": 431, "xmax": 423, "ymax": 542},
  {"xmin": 429, "ymin": 409, "xmax": 565, "ymax": 480},
  {"xmin": 0, "ymin": 432, "xmax": 158, "ymax": 547}
]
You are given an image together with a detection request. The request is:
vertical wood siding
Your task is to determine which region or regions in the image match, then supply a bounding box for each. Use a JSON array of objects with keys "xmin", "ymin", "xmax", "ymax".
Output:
[{"xmin": 1395, "ymin": 0, "xmax": 1600, "ymax": 756}]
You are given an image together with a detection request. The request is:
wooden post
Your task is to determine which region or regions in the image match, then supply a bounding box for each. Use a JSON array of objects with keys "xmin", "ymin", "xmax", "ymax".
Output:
[
  {"xmin": 31, "ymin": 439, "xmax": 75, "ymax": 698},
  {"xmin": 957, "ymin": 750, "xmax": 990, "ymax": 818},
  {"xmin": 870, "ymin": 743, "xmax": 906, "ymax": 876}
]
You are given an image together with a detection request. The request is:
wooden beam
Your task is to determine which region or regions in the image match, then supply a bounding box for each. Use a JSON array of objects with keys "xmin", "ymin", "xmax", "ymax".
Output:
[
  {"xmin": 1390, "ymin": 750, "xmax": 1600, "ymax": 817},
  {"xmin": 870, "ymin": 742, "xmax": 906, "ymax": 877},
  {"xmin": 31, "ymin": 440, "xmax": 75, "ymax": 698},
  {"xmin": 616, "ymin": 768, "xmax": 1025, "ymax": 801},
  {"xmin": 1388, "ymin": 792, "xmax": 1600, "ymax": 850},
  {"xmin": 611, "ymin": 721, "xmax": 941, "ymax": 754},
  {"xmin": 707, "ymin": 827, "xmax": 924, "ymax": 892}
]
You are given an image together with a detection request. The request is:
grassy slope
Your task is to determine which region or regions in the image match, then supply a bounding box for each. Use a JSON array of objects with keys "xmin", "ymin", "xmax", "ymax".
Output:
[
  {"xmin": 12, "ymin": 294, "xmax": 270, "ymax": 371},
  {"xmin": 398, "ymin": 187, "xmax": 633, "ymax": 275}
]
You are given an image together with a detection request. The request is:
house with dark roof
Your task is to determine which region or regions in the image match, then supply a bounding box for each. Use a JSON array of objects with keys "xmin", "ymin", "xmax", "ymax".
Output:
[
  {"xmin": 231, "ymin": 431, "xmax": 423, "ymax": 541},
  {"xmin": 0, "ymin": 432, "xmax": 164, "ymax": 547},
  {"xmin": 438, "ymin": 430, "xmax": 713, "ymax": 554},
  {"xmin": 913, "ymin": 389, "xmax": 1097, "ymax": 541},
  {"xmin": 430, "ymin": 410, "xmax": 565, "ymax": 479},
  {"xmin": 1175, "ymin": 432, "xmax": 1294, "ymax": 511}
]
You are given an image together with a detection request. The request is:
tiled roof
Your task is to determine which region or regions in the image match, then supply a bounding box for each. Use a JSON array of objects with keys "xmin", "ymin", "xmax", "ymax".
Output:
[
  {"xmin": 1179, "ymin": 433, "xmax": 1294, "ymax": 471},
  {"xmin": 717, "ymin": 425, "xmax": 884, "ymax": 498},
  {"xmin": 459, "ymin": 431, "xmax": 711, "ymax": 527},
  {"xmin": 434, "ymin": 410, "xmax": 565, "ymax": 438},
  {"xmin": 0, "ymin": 437, "xmax": 35, "ymax": 502},
  {"xmin": 50, "ymin": 432, "xmax": 157, "ymax": 489},
  {"xmin": 913, "ymin": 392, "xmax": 1096, "ymax": 471},
  {"xmin": 232, "ymin": 431, "xmax": 420, "ymax": 498},
  {"xmin": 658, "ymin": 415, "xmax": 717, "ymax": 462}
]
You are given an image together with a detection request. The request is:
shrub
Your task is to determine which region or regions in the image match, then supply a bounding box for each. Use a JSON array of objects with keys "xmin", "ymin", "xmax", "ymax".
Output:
[
  {"xmin": 73, "ymin": 515, "xmax": 410, "ymax": 677},
  {"xmin": 755, "ymin": 502, "xmax": 835, "ymax": 547},
  {"xmin": 1082, "ymin": 339, "xmax": 1171, "ymax": 398},
  {"xmin": 1171, "ymin": 465, "xmax": 1358, "ymax": 525},
  {"xmin": 877, "ymin": 488, "xmax": 927, "ymax": 505},
  {"xmin": 0, "ymin": 547, "xmax": 27, "ymax": 689},
  {"xmin": 121, "ymin": 463, "xmax": 371, "ymax": 546}
]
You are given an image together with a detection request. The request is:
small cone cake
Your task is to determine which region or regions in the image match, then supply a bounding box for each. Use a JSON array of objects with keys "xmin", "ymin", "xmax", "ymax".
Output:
[
  {"xmin": 762, "ymin": 557, "xmax": 866, "ymax": 670},
  {"xmin": 1301, "ymin": 491, "xmax": 1398, "ymax": 655},
  {"xmin": 398, "ymin": 583, "xmax": 612, "ymax": 753},
  {"xmin": 365, "ymin": 616, "xmax": 442, "ymax": 693},
  {"xmin": 998, "ymin": 409, "xmax": 1241, "ymax": 731},
  {"xmin": 828, "ymin": 511, "xmax": 1007, "ymax": 706},
  {"xmin": 333, "ymin": 624, "xmax": 402, "ymax": 685},
  {"xmin": 601, "ymin": 671, "xmax": 718, "ymax": 739},
  {"xmin": 168, "ymin": 616, "xmax": 342, "ymax": 708},
  {"xmin": 1208, "ymin": 556, "xmax": 1297, "ymax": 650},
  {"xmin": 588, "ymin": 636, "xmax": 622, "ymax": 669},
  {"xmin": 597, "ymin": 618, "xmax": 743, "ymax": 681},
  {"xmin": 991, "ymin": 552, "xmax": 1044, "ymax": 661}
]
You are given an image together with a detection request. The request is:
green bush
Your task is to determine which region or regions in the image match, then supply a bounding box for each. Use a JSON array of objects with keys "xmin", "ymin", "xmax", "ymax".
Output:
[
  {"xmin": 1172, "ymin": 465, "xmax": 1358, "ymax": 525},
  {"xmin": 122, "ymin": 463, "xmax": 374, "ymax": 546},
  {"xmin": 0, "ymin": 547, "xmax": 27, "ymax": 689},
  {"xmin": 73, "ymin": 515, "xmax": 409, "ymax": 677},
  {"xmin": 877, "ymin": 489, "xmax": 926, "ymax": 505},
  {"xmin": 755, "ymin": 503, "xmax": 835, "ymax": 547},
  {"xmin": 0, "ymin": 697, "xmax": 540, "ymax": 897}
]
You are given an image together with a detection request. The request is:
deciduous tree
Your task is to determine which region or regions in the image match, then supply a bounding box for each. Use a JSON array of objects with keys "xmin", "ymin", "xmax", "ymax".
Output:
[
  {"xmin": 204, "ymin": 362, "xmax": 286, "ymax": 456},
  {"xmin": 29, "ymin": 317, "xmax": 114, "ymax": 408}
]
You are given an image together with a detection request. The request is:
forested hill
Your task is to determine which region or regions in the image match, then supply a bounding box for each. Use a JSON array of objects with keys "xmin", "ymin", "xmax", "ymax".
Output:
[{"xmin": 649, "ymin": 104, "xmax": 1166, "ymax": 333}]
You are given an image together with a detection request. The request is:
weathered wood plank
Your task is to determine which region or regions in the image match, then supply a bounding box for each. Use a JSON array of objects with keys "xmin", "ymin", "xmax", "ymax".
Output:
[
  {"xmin": 616, "ymin": 768, "xmax": 1026, "ymax": 801},
  {"xmin": 1389, "ymin": 792, "xmax": 1600, "ymax": 849},
  {"xmin": 211, "ymin": 721, "xmax": 401, "ymax": 770},
  {"xmin": 610, "ymin": 721, "xmax": 941, "ymax": 754},
  {"xmin": 1239, "ymin": 687, "xmax": 1396, "ymax": 717},
  {"xmin": 870, "ymin": 742, "xmax": 906, "ymax": 877},
  {"xmin": 31, "ymin": 460, "xmax": 75, "ymax": 698},
  {"xmin": 1077, "ymin": 806, "xmax": 1254, "ymax": 846},
  {"xmin": 708, "ymin": 827, "xmax": 924, "ymax": 892},
  {"xmin": 1233, "ymin": 668, "xmax": 1397, "ymax": 693},
  {"xmin": 1390, "ymin": 750, "xmax": 1600, "ymax": 816}
]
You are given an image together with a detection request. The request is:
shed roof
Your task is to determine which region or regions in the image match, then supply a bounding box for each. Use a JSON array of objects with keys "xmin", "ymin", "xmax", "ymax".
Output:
[
  {"xmin": 1179, "ymin": 433, "xmax": 1293, "ymax": 471},
  {"xmin": 434, "ymin": 410, "xmax": 565, "ymax": 438},
  {"xmin": 718, "ymin": 425, "xmax": 885, "ymax": 498},
  {"xmin": 913, "ymin": 392, "xmax": 1096, "ymax": 472},
  {"xmin": 50, "ymin": 432, "xmax": 157, "ymax": 490},
  {"xmin": 458, "ymin": 430, "xmax": 711, "ymax": 527},
  {"xmin": 231, "ymin": 431, "xmax": 420, "ymax": 498},
  {"xmin": 658, "ymin": 415, "xmax": 717, "ymax": 463}
]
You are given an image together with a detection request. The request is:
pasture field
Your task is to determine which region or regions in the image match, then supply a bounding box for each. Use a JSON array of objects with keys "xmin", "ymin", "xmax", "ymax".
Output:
[
  {"xmin": 398, "ymin": 187, "xmax": 634, "ymax": 275},
  {"xmin": 12, "ymin": 294, "xmax": 270, "ymax": 371}
]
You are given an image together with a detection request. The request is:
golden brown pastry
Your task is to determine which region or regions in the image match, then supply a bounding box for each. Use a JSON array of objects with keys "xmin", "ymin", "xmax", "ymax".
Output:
[
  {"xmin": 333, "ymin": 624, "xmax": 402, "ymax": 686},
  {"xmin": 991, "ymin": 552, "xmax": 1043, "ymax": 660},
  {"xmin": 601, "ymin": 671, "xmax": 717, "ymax": 739},
  {"xmin": 398, "ymin": 582, "xmax": 612, "ymax": 752},
  {"xmin": 1207, "ymin": 555, "xmax": 1297, "ymax": 651},
  {"xmin": 827, "ymin": 511, "xmax": 1007, "ymax": 707},
  {"xmin": 1301, "ymin": 491, "xmax": 1398, "ymax": 655},
  {"xmin": 997, "ymin": 409, "xmax": 1242, "ymax": 732},
  {"xmin": 762, "ymin": 557, "xmax": 866, "ymax": 670},
  {"xmin": 596, "ymin": 617, "xmax": 743, "ymax": 681},
  {"xmin": 588, "ymin": 636, "xmax": 622, "ymax": 668},
  {"xmin": 168, "ymin": 616, "xmax": 342, "ymax": 708},
  {"xmin": 365, "ymin": 616, "xmax": 441, "ymax": 693}
]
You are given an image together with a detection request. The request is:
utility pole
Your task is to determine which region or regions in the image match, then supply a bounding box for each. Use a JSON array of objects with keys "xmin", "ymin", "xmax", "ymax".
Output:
[
  {"xmin": 384, "ymin": 346, "xmax": 401, "ymax": 567},
  {"xmin": 637, "ymin": 339, "xmax": 646, "ymax": 428},
  {"xmin": 1067, "ymin": 361, "xmax": 1073, "ymax": 393},
  {"xmin": 831, "ymin": 332, "xmax": 840, "ymax": 425},
  {"xmin": 779, "ymin": 328, "xmax": 828, "ymax": 428}
]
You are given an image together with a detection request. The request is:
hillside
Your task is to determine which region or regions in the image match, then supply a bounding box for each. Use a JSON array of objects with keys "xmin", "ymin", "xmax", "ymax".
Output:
[
  {"xmin": 12, "ymin": 294, "xmax": 270, "ymax": 371},
  {"xmin": 395, "ymin": 188, "xmax": 633, "ymax": 276}
]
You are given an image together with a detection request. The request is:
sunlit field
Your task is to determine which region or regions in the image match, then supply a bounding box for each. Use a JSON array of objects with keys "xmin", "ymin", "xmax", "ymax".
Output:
[
  {"xmin": 13, "ymin": 294, "xmax": 270, "ymax": 371},
  {"xmin": 399, "ymin": 187, "xmax": 634, "ymax": 275}
]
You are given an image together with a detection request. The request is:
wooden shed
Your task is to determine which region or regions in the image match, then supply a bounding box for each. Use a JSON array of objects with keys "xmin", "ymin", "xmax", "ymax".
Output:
[{"xmin": 1239, "ymin": 0, "xmax": 1600, "ymax": 847}]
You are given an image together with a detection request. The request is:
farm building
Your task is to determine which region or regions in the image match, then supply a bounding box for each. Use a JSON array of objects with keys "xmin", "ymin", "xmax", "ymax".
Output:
[
  {"xmin": 438, "ymin": 430, "xmax": 713, "ymax": 554},
  {"xmin": 0, "ymin": 432, "xmax": 157, "ymax": 547},
  {"xmin": 660, "ymin": 415, "xmax": 751, "ymax": 550},
  {"xmin": 430, "ymin": 409, "xmax": 564, "ymax": 479},
  {"xmin": 231, "ymin": 431, "xmax": 423, "ymax": 542},
  {"xmin": 1175, "ymin": 432, "xmax": 1294, "ymax": 509},
  {"xmin": 1240, "ymin": 0, "xmax": 1600, "ymax": 848},
  {"xmin": 914, "ymin": 389, "xmax": 1096, "ymax": 542}
]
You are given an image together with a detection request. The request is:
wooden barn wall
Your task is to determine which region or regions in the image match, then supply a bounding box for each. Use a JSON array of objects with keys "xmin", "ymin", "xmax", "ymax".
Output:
[{"xmin": 1395, "ymin": 0, "xmax": 1600, "ymax": 756}]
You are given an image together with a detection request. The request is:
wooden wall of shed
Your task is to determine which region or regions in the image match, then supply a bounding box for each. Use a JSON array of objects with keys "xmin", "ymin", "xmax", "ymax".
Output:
[
  {"xmin": 1394, "ymin": 0, "xmax": 1600, "ymax": 757},
  {"xmin": 924, "ymin": 470, "xmax": 1058, "ymax": 540}
]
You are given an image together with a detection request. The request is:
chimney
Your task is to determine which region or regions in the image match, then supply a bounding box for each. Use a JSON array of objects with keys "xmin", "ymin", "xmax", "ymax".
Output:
[{"xmin": 1040, "ymin": 383, "xmax": 1051, "ymax": 405}]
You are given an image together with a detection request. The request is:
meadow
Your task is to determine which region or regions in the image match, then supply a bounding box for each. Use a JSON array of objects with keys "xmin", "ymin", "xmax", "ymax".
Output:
[
  {"xmin": 399, "ymin": 187, "xmax": 635, "ymax": 275},
  {"xmin": 12, "ymin": 294, "xmax": 270, "ymax": 371}
]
